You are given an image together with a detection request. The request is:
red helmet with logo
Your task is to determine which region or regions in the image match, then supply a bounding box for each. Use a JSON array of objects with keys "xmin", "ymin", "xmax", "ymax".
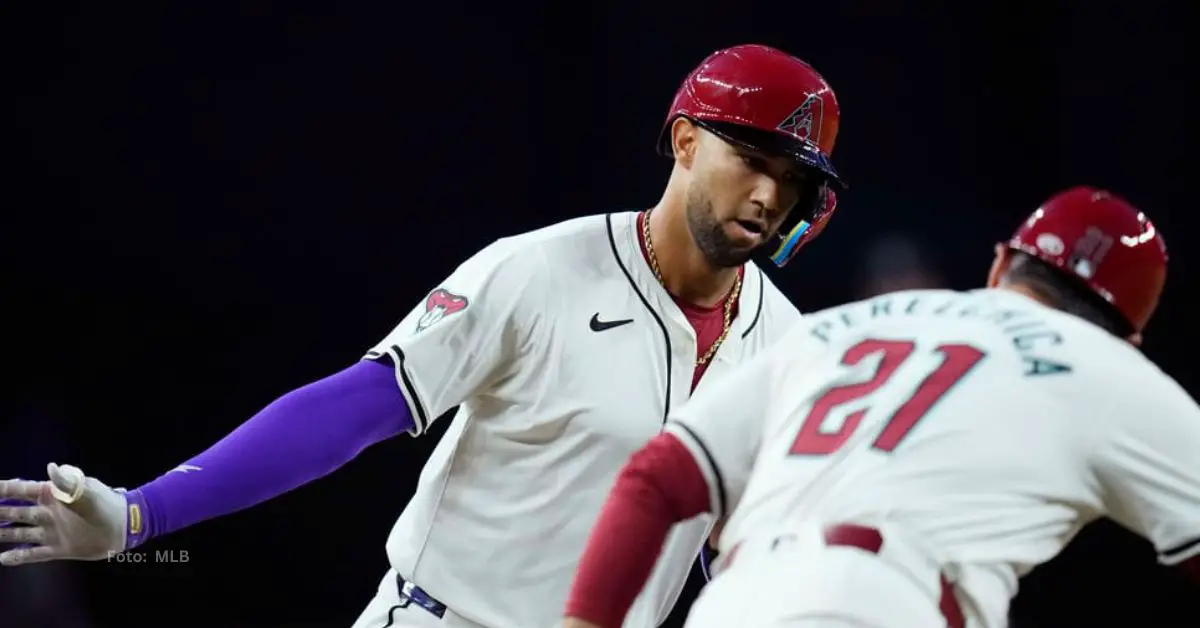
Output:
[
  {"xmin": 658, "ymin": 44, "xmax": 844, "ymax": 267},
  {"xmin": 1006, "ymin": 186, "xmax": 1168, "ymax": 333}
]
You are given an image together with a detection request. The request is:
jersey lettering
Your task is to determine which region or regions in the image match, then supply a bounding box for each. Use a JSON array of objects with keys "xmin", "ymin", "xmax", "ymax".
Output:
[{"xmin": 790, "ymin": 339, "xmax": 986, "ymax": 455}]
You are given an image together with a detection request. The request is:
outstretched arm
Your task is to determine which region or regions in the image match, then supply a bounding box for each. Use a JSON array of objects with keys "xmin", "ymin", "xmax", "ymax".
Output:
[
  {"xmin": 0, "ymin": 359, "xmax": 411, "ymax": 564},
  {"xmin": 2, "ymin": 240, "xmax": 549, "ymax": 567},
  {"xmin": 125, "ymin": 358, "xmax": 411, "ymax": 546}
]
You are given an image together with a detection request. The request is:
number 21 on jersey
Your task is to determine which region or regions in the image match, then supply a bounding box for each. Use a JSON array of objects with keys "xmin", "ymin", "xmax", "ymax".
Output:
[{"xmin": 790, "ymin": 339, "xmax": 986, "ymax": 456}]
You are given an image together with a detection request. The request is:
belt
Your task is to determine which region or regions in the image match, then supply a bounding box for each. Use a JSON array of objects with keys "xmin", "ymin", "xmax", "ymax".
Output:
[
  {"xmin": 823, "ymin": 524, "xmax": 964, "ymax": 628},
  {"xmin": 396, "ymin": 574, "xmax": 447, "ymax": 619},
  {"xmin": 719, "ymin": 524, "xmax": 964, "ymax": 628}
]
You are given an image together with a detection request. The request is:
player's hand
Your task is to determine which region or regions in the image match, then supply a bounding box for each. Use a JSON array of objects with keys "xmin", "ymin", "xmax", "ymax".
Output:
[{"xmin": 0, "ymin": 463, "xmax": 128, "ymax": 566}]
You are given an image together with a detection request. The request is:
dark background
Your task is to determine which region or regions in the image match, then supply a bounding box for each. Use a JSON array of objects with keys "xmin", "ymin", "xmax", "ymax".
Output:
[{"xmin": 4, "ymin": 2, "xmax": 1196, "ymax": 627}]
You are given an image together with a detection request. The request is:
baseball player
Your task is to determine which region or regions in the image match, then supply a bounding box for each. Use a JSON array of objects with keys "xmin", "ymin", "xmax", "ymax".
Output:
[
  {"xmin": 563, "ymin": 186, "xmax": 1200, "ymax": 628},
  {"xmin": 0, "ymin": 44, "xmax": 846, "ymax": 628}
]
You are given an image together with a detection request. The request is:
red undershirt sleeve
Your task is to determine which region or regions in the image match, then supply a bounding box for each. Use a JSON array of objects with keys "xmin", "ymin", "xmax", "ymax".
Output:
[{"xmin": 564, "ymin": 432, "xmax": 712, "ymax": 627}]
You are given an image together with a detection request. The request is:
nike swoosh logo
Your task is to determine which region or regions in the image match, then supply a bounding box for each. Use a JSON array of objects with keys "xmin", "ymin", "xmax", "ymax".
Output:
[
  {"xmin": 590, "ymin": 313, "xmax": 633, "ymax": 332},
  {"xmin": 168, "ymin": 464, "xmax": 203, "ymax": 474}
]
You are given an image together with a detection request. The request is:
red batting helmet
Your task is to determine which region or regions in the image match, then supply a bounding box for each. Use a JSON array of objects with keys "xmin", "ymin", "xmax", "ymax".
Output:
[
  {"xmin": 1006, "ymin": 186, "xmax": 1168, "ymax": 333},
  {"xmin": 658, "ymin": 44, "xmax": 844, "ymax": 268}
]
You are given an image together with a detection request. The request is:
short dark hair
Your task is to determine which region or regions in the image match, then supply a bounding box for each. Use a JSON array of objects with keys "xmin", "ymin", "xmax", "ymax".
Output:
[{"xmin": 1001, "ymin": 251, "xmax": 1134, "ymax": 338}]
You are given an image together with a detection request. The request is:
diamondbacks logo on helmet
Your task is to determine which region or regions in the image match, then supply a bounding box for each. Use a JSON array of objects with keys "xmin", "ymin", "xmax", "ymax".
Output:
[
  {"xmin": 416, "ymin": 288, "xmax": 469, "ymax": 333},
  {"xmin": 777, "ymin": 93, "xmax": 823, "ymax": 145},
  {"xmin": 1068, "ymin": 226, "xmax": 1115, "ymax": 280}
]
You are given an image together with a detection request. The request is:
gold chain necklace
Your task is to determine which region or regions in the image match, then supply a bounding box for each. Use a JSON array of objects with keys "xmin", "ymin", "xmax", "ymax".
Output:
[{"xmin": 642, "ymin": 209, "xmax": 742, "ymax": 367}]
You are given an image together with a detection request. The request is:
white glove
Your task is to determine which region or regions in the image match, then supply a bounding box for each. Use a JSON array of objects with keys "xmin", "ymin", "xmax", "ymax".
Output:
[{"xmin": 0, "ymin": 463, "xmax": 128, "ymax": 566}]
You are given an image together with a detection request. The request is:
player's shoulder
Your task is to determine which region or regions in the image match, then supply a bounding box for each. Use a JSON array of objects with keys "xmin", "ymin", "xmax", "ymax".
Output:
[
  {"xmin": 789, "ymin": 287, "xmax": 1015, "ymax": 347},
  {"xmin": 753, "ymin": 264, "xmax": 797, "ymax": 310},
  {"xmin": 1090, "ymin": 341, "xmax": 1200, "ymax": 437},
  {"xmin": 1094, "ymin": 336, "xmax": 1195, "ymax": 414},
  {"xmin": 461, "ymin": 213, "xmax": 614, "ymax": 278},
  {"xmin": 497, "ymin": 212, "xmax": 632, "ymax": 267},
  {"xmin": 802, "ymin": 287, "xmax": 966, "ymax": 322},
  {"xmin": 747, "ymin": 263, "xmax": 802, "ymax": 332},
  {"xmin": 982, "ymin": 289, "xmax": 1195, "ymax": 413},
  {"xmin": 503, "ymin": 212, "xmax": 614, "ymax": 246}
]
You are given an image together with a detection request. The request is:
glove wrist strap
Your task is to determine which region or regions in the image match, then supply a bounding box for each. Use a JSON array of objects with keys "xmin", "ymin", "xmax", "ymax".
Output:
[{"xmin": 122, "ymin": 489, "xmax": 154, "ymax": 550}]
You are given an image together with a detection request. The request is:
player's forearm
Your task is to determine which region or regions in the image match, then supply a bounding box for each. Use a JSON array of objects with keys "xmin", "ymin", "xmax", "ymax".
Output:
[
  {"xmin": 564, "ymin": 433, "xmax": 710, "ymax": 628},
  {"xmin": 123, "ymin": 360, "xmax": 411, "ymax": 548}
]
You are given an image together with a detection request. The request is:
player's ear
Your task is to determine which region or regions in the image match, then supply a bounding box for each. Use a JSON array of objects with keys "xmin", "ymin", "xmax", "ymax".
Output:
[
  {"xmin": 986, "ymin": 243, "xmax": 1011, "ymax": 288},
  {"xmin": 670, "ymin": 117, "xmax": 699, "ymax": 169}
]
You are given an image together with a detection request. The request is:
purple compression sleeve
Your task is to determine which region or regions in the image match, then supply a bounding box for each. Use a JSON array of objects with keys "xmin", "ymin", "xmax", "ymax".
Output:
[{"xmin": 123, "ymin": 359, "xmax": 411, "ymax": 548}]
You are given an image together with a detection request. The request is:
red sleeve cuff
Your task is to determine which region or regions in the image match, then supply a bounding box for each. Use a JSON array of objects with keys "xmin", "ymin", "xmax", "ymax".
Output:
[{"xmin": 564, "ymin": 432, "xmax": 711, "ymax": 627}]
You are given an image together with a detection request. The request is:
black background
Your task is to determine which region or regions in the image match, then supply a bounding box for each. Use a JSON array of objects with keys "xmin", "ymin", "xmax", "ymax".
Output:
[{"xmin": 4, "ymin": 2, "xmax": 1196, "ymax": 626}]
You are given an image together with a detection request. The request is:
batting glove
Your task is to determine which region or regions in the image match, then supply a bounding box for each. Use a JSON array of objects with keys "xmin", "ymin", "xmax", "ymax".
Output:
[{"xmin": 0, "ymin": 463, "xmax": 128, "ymax": 566}]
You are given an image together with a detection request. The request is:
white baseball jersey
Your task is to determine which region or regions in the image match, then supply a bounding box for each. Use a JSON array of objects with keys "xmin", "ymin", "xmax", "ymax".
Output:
[
  {"xmin": 363, "ymin": 211, "xmax": 801, "ymax": 628},
  {"xmin": 667, "ymin": 287, "xmax": 1200, "ymax": 628}
]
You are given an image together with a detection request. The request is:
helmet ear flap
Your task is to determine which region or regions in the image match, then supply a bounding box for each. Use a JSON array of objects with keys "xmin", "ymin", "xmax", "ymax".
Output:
[
  {"xmin": 769, "ymin": 187, "xmax": 838, "ymax": 267},
  {"xmin": 807, "ymin": 187, "xmax": 838, "ymax": 240}
]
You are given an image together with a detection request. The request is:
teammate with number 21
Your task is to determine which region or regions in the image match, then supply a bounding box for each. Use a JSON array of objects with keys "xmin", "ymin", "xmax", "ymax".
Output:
[{"xmin": 563, "ymin": 186, "xmax": 1200, "ymax": 628}]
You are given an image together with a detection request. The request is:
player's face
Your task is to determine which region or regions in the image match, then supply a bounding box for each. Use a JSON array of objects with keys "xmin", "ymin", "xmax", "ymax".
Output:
[{"xmin": 685, "ymin": 130, "xmax": 809, "ymax": 267}]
